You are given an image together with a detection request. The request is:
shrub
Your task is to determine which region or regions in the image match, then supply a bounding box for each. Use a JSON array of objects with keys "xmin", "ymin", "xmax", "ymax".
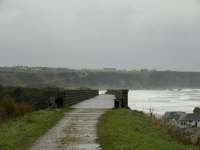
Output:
[
  {"xmin": 193, "ymin": 107, "xmax": 200, "ymax": 114},
  {"xmin": 15, "ymin": 103, "xmax": 33, "ymax": 116},
  {"xmin": 0, "ymin": 96, "xmax": 33, "ymax": 121},
  {"xmin": 0, "ymin": 96, "xmax": 16, "ymax": 119}
]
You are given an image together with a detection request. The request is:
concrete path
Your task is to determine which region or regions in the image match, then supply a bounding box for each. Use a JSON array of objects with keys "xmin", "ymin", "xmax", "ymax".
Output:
[
  {"xmin": 72, "ymin": 94, "xmax": 114, "ymax": 109},
  {"xmin": 29, "ymin": 95, "xmax": 114, "ymax": 150}
]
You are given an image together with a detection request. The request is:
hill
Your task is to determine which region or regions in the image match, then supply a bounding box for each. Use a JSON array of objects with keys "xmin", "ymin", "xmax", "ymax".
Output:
[
  {"xmin": 97, "ymin": 109, "xmax": 199, "ymax": 150},
  {"xmin": 1, "ymin": 66, "xmax": 200, "ymax": 89}
]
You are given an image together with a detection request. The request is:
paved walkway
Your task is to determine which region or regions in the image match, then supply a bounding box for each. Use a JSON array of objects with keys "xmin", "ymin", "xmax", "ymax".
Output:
[
  {"xmin": 72, "ymin": 94, "xmax": 114, "ymax": 109},
  {"xmin": 29, "ymin": 95, "xmax": 114, "ymax": 150}
]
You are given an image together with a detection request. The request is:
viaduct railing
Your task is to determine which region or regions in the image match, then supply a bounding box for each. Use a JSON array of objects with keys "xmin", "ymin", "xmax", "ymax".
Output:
[
  {"xmin": 48, "ymin": 89, "xmax": 99, "ymax": 108},
  {"xmin": 63, "ymin": 90, "xmax": 99, "ymax": 106},
  {"xmin": 2, "ymin": 88, "xmax": 99, "ymax": 109}
]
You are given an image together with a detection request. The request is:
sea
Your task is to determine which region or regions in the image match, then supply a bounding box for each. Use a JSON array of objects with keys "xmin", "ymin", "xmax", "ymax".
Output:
[{"xmin": 128, "ymin": 89, "xmax": 200, "ymax": 115}]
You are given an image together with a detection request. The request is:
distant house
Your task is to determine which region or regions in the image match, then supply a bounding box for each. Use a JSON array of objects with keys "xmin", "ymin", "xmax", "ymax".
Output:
[
  {"xmin": 163, "ymin": 111, "xmax": 186, "ymax": 127},
  {"xmin": 103, "ymin": 68, "xmax": 117, "ymax": 71},
  {"xmin": 164, "ymin": 111, "xmax": 200, "ymax": 128},
  {"xmin": 179, "ymin": 113, "xmax": 200, "ymax": 128}
]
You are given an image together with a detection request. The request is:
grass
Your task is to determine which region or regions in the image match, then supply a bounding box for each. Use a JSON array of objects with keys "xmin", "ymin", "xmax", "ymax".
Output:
[
  {"xmin": 0, "ymin": 108, "xmax": 69, "ymax": 150},
  {"xmin": 97, "ymin": 109, "xmax": 199, "ymax": 150}
]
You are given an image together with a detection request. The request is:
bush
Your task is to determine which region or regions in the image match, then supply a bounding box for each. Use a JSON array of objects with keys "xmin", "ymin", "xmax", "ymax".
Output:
[
  {"xmin": 0, "ymin": 96, "xmax": 16, "ymax": 119},
  {"xmin": 193, "ymin": 107, "xmax": 200, "ymax": 114},
  {"xmin": 15, "ymin": 103, "xmax": 33, "ymax": 116},
  {"xmin": 0, "ymin": 96, "xmax": 33, "ymax": 121}
]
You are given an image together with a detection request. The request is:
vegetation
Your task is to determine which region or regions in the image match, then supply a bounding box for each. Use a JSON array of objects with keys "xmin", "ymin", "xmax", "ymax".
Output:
[
  {"xmin": 0, "ymin": 108, "xmax": 68, "ymax": 150},
  {"xmin": 155, "ymin": 116, "xmax": 200, "ymax": 145},
  {"xmin": 0, "ymin": 86, "xmax": 63, "ymax": 110},
  {"xmin": 0, "ymin": 96, "xmax": 32, "ymax": 122},
  {"xmin": 193, "ymin": 107, "xmax": 200, "ymax": 114},
  {"xmin": 1, "ymin": 66, "xmax": 200, "ymax": 89},
  {"xmin": 97, "ymin": 109, "xmax": 199, "ymax": 150}
]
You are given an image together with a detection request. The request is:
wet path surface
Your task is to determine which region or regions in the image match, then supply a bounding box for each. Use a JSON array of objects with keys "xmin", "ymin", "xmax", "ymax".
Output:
[{"xmin": 29, "ymin": 95, "xmax": 114, "ymax": 150}]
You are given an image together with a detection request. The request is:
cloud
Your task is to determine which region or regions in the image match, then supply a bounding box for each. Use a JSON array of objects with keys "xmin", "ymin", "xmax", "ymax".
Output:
[{"xmin": 0, "ymin": 0, "xmax": 200, "ymax": 71}]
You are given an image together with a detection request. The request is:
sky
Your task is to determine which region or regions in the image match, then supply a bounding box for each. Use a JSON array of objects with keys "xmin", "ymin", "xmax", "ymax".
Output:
[{"xmin": 0, "ymin": 0, "xmax": 200, "ymax": 71}]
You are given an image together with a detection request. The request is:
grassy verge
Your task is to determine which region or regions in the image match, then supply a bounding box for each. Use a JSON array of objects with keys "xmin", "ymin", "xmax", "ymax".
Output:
[
  {"xmin": 97, "ymin": 109, "xmax": 199, "ymax": 150},
  {"xmin": 0, "ymin": 108, "xmax": 69, "ymax": 150}
]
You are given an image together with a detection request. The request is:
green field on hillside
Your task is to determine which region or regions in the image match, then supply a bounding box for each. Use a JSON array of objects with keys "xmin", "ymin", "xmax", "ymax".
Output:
[
  {"xmin": 0, "ymin": 108, "xmax": 68, "ymax": 150},
  {"xmin": 97, "ymin": 109, "xmax": 199, "ymax": 150}
]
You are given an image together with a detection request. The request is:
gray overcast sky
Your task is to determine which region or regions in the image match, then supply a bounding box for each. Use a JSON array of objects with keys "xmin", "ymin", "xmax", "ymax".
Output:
[{"xmin": 0, "ymin": 0, "xmax": 200, "ymax": 71}]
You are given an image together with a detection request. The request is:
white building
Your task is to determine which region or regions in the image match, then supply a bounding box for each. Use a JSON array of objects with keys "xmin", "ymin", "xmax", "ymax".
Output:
[
  {"xmin": 179, "ymin": 113, "xmax": 200, "ymax": 128},
  {"xmin": 164, "ymin": 111, "xmax": 200, "ymax": 128},
  {"xmin": 163, "ymin": 111, "xmax": 186, "ymax": 127}
]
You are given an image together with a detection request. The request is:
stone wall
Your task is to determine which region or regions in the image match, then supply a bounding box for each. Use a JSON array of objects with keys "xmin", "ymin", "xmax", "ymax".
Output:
[{"xmin": 106, "ymin": 89, "xmax": 129, "ymax": 108}]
